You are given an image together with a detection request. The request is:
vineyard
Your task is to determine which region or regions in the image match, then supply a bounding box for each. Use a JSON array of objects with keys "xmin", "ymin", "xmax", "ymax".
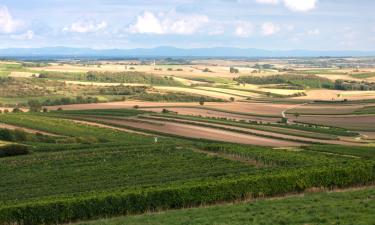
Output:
[{"xmin": 0, "ymin": 112, "xmax": 374, "ymax": 224}]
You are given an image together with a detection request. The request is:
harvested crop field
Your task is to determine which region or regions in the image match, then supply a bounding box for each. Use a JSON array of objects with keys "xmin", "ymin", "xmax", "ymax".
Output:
[
  {"xmin": 293, "ymin": 115, "xmax": 375, "ymax": 131},
  {"xmin": 46, "ymin": 101, "xmax": 215, "ymax": 110},
  {"xmin": 45, "ymin": 101, "xmax": 291, "ymax": 117},
  {"xmin": 85, "ymin": 117, "xmax": 300, "ymax": 146},
  {"xmin": 144, "ymin": 107, "xmax": 280, "ymax": 123},
  {"xmin": 206, "ymin": 102, "xmax": 295, "ymax": 116},
  {"xmin": 287, "ymin": 103, "xmax": 373, "ymax": 115},
  {"xmin": 295, "ymin": 90, "xmax": 375, "ymax": 101}
]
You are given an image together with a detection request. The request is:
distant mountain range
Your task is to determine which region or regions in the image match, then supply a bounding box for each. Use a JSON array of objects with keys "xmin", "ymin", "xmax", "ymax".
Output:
[{"xmin": 0, "ymin": 46, "xmax": 374, "ymax": 58}]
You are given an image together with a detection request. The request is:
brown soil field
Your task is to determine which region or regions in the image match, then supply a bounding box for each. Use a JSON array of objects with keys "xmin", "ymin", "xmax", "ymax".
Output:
[
  {"xmin": 207, "ymin": 102, "xmax": 294, "ymax": 116},
  {"xmin": 359, "ymin": 132, "xmax": 375, "ymax": 140},
  {"xmin": 45, "ymin": 100, "xmax": 290, "ymax": 118},
  {"xmin": 293, "ymin": 115, "xmax": 375, "ymax": 131},
  {"xmin": 88, "ymin": 117, "xmax": 300, "ymax": 147},
  {"xmin": 287, "ymin": 103, "xmax": 374, "ymax": 115},
  {"xmin": 46, "ymin": 101, "xmax": 225, "ymax": 110},
  {"xmin": 143, "ymin": 107, "xmax": 280, "ymax": 123},
  {"xmin": 139, "ymin": 116, "xmax": 356, "ymax": 146}
]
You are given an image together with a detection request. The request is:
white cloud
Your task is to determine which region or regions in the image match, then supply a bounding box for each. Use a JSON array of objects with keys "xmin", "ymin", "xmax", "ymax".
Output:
[
  {"xmin": 261, "ymin": 22, "xmax": 280, "ymax": 36},
  {"xmin": 255, "ymin": 0, "xmax": 280, "ymax": 5},
  {"xmin": 63, "ymin": 20, "xmax": 107, "ymax": 33},
  {"xmin": 254, "ymin": 0, "xmax": 318, "ymax": 12},
  {"xmin": 235, "ymin": 21, "xmax": 254, "ymax": 38},
  {"xmin": 128, "ymin": 10, "xmax": 209, "ymax": 35},
  {"xmin": 307, "ymin": 28, "xmax": 320, "ymax": 36},
  {"xmin": 283, "ymin": 0, "xmax": 318, "ymax": 12},
  {"xmin": 11, "ymin": 30, "xmax": 34, "ymax": 40},
  {"xmin": 0, "ymin": 6, "xmax": 23, "ymax": 34}
]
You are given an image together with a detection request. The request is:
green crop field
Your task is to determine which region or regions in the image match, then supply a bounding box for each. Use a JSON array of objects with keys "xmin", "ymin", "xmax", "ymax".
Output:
[
  {"xmin": 0, "ymin": 112, "xmax": 374, "ymax": 224},
  {"xmin": 76, "ymin": 187, "xmax": 375, "ymax": 225}
]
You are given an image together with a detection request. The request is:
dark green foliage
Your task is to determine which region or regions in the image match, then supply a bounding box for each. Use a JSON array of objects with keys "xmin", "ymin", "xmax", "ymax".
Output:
[
  {"xmin": 0, "ymin": 160, "xmax": 373, "ymax": 224},
  {"xmin": 230, "ymin": 67, "xmax": 239, "ymax": 73},
  {"xmin": 73, "ymin": 188, "xmax": 375, "ymax": 225},
  {"xmin": 42, "ymin": 96, "xmax": 100, "ymax": 106},
  {"xmin": 40, "ymin": 71, "xmax": 183, "ymax": 86},
  {"xmin": 0, "ymin": 144, "xmax": 29, "ymax": 157},
  {"xmin": 136, "ymin": 92, "xmax": 223, "ymax": 102},
  {"xmin": 234, "ymin": 74, "xmax": 334, "ymax": 89},
  {"xmin": 99, "ymin": 86, "xmax": 148, "ymax": 95},
  {"xmin": 28, "ymin": 99, "xmax": 42, "ymax": 112},
  {"xmin": 334, "ymin": 79, "xmax": 375, "ymax": 91},
  {"xmin": 52, "ymin": 108, "xmax": 146, "ymax": 117}
]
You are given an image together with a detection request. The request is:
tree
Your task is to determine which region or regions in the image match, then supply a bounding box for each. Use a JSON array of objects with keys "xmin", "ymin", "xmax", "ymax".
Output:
[
  {"xmin": 230, "ymin": 67, "xmax": 239, "ymax": 73},
  {"xmin": 199, "ymin": 99, "xmax": 205, "ymax": 106},
  {"xmin": 293, "ymin": 113, "xmax": 300, "ymax": 119},
  {"xmin": 12, "ymin": 108, "xmax": 21, "ymax": 113},
  {"xmin": 28, "ymin": 100, "xmax": 42, "ymax": 112},
  {"xmin": 281, "ymin": 117, "xmax": 288, "ymax": 123},
  {"xmin": 229, "ymin": 97, "xmax": 235, "ymax": 102}
]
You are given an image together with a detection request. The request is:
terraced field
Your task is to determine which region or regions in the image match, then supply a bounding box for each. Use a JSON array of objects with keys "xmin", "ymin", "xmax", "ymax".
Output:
[{"xmin": 0, "ymin": 112, "xmax": 374, "ymax": 224}]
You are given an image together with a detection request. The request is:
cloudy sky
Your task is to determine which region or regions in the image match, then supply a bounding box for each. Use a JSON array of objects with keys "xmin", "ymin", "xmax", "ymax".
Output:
[{"xmin": 0, "ymin": 0, "xmax": 374, "ymax": 50}]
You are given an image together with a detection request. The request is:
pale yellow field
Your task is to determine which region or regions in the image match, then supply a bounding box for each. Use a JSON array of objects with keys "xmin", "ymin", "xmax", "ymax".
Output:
[
  {"xmin": 9, "ymin": 71, "xmax": 38, "ymax": 78},
  {"xmin": 195, "ymin": 86, "xmax": 261, "ymax": 98},
  {"xmin": 295, "ymin": 89, "xmax": 375, "ymax": 101},
  {"xmin": 154, "ymin": 86, "xmax": 247, "ymax": 100}
]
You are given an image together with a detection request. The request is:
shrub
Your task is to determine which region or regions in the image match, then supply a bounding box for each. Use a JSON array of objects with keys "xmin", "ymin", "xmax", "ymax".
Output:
[{"xmin": 0, "ymin": 144, "xmax": 29, "ymax": 157}]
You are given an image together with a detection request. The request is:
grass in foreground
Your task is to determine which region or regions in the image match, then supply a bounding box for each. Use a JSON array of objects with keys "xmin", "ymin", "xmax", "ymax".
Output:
[{"xmin": 76, "ymin": 187, "xmax": 375, "ymax": 225}]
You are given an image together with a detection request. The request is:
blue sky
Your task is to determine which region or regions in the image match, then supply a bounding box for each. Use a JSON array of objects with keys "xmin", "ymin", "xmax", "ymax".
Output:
[{"xmin": 0, "ymin": 0, "xmax": 374, "ymax": 50}]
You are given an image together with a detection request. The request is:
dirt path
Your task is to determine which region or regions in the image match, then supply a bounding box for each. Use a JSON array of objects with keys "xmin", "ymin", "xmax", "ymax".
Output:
[
  {"xmin": 139, "ymin": 116, "xmax": 361, "ymax": 146},
  {"xmin": 87, "ymin": 117, "xmax": 301, "ymax": 147},
  {"xmin": 70, "ymin": 119, "xmax": 152, "ymax": 136},
  {"xmin": 0, "ymin": 123, "xmax": 59, "ymax": 136}
]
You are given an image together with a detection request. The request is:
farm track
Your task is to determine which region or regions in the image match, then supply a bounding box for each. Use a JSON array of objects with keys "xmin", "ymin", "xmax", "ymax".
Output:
[
  {"xmin": 138, "ymin": 115, "xmax": 363, "ymax": 146},
  {"xmin": 77, "ymin": 116, "xmax": 301, "ymax": 147}
]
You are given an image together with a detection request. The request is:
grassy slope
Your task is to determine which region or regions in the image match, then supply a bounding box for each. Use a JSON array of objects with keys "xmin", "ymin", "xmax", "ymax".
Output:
[{"xmin": 76, "ymin": 187, "xmax": 375, "ymax": 225}]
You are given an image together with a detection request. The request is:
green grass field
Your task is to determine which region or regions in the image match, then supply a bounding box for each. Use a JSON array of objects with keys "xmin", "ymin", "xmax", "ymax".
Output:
[{"xmin": 76, "ymin": 187, "xmax": 375, "ymax": 225}]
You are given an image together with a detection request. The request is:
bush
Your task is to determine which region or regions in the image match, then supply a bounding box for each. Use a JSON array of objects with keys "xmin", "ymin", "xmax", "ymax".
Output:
[
  {"xmin": 0, "ymin": 161, "xmax": 373, "ymax": 224},
  {"xmin": 0, "ymin": 144, "xmax": 29, "ymax": 157}
]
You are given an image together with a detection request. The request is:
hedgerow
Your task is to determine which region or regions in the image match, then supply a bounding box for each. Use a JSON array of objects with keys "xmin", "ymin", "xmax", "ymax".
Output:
[{"xmin": 0, "ymin": 161, "xmax": 373, "ymax": 225}]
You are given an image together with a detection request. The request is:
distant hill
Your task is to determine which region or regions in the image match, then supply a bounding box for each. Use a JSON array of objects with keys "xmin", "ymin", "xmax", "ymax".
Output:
[{"xmin": 0, "ymin": 46, "xmax": 374, "ymax": 58}]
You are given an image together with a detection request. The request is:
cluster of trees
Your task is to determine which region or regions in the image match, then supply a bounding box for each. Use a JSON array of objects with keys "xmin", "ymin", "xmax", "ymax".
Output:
[
  {"xmin": 137, "ymin": 93, "xmax": 223, "ymax": 102},
  {"xmin": 84, "ymin": 71, "xmax": 182, "ymax": 86},
  {"xmin": 0, "ymin": 144, "xmax": 29, "ymax": 158},
  {"xmin": 229, "ymin": 67, "xmax": 239, "ymax": 73},
  {"xmin": 99, "ymin": 85, "xmax": 148, "ymax": 95},
  {"xmin": 21, "ymin": 62, "xmax": 49, "ymax": 67},
  {"xmin": 234, "ymin": 74, "xmax": 334, "ymax": 89},
  {"xmin": 27, "ymin": 96, "xmax": 100, "ymax": 111},
  {"xmin": 0, "ymin": 128, "xmax": 52, "ymax": 143},
  {"xmin": 334, "ymin": 80, "xmax": 375, "ymax": 91}
]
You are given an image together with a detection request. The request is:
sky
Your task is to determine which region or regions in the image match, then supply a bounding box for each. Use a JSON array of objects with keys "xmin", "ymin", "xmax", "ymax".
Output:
[{"xmin": 0, "ymin": 0, "xmax": 374, "ymax": 50}]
